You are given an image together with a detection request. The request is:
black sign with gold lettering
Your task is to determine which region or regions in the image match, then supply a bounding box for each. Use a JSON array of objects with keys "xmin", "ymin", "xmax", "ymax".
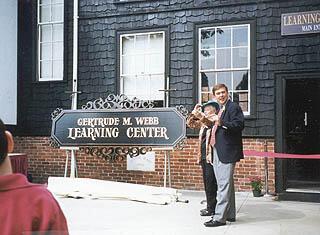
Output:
[
  {"xmin": 51, "ymin": 108, "xmax": 186, "ymax": 148},
  {"xmin": 281, "ymin": 10, "xmax": 320, "ymax": 36}
]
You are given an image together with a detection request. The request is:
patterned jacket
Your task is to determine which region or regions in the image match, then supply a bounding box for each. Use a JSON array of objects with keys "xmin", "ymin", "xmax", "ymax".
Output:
[{"xmin": 186, "ymin": 113, "xmax": 215, "ymax": 161}]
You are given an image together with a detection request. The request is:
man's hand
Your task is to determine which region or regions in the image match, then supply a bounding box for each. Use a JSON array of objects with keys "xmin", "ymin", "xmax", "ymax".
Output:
[
  {"xmin": 215, "ymin": 118, "xmax": 222, "ymax": 126},
  {"xmin": 206, "ymin": 154, "xmax": 212, "ymax": 164}
]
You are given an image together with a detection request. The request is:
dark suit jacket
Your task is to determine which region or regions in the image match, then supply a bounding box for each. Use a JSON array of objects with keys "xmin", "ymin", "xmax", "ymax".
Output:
[{"xmin": 215, "ymin": 100, "xmax": 245, "ymax": 164}]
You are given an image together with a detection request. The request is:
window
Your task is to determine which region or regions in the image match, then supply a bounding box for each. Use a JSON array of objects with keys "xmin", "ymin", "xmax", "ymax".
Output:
[
  {"xmin": 120, "ymin": 31, "xmax": 165, "ymax": 106},
  {"xmin": 37, "ymin": 0, "xmax": 64, "ymax": 81},
  {"xmin": 199, "ymin": 24, "xmax": 250, "ymax": 115}
]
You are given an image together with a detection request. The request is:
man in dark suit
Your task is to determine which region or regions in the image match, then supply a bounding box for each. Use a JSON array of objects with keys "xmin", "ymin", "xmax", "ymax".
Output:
[{"xmin": 203, "ymin": 84, "xmax": 245, "ymax": 227}]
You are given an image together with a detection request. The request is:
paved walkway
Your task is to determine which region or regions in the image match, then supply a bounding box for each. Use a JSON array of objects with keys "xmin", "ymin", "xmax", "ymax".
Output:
[{"xmin": 56, "ymin": 191, "xmax": 320, "ymax": 235}]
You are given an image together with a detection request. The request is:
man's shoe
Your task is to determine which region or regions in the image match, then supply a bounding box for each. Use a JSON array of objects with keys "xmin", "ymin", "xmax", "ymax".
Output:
[
  {"xmin": 204, "ymin": 220, "xmax": 226, "ymax": 227},
  {"xmin": 226, "ymin": 218, "xmax": 236, "ymax": 222},
  {"xmin": 200, "ymin": 209, "xmax": 214, "ymax": 216}
]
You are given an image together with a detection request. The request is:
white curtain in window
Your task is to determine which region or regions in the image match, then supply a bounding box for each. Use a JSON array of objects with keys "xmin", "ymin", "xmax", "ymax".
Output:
[{"xmin": 121, "ymin": 32, "xmax": 165, "ymax": 101}]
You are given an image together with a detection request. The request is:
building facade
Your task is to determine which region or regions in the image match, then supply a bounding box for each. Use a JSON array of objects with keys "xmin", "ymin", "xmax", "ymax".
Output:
[{"xmin": 12, "ymin": 0, "xmax": 320, "ymax": 201}]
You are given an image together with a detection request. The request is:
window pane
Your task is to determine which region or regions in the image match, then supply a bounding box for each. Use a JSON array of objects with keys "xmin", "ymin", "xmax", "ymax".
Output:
[
  {"xmin": 201, "ymin": 72, "xmax": 215, "ymax": 92},
  {"xmin": 233, "ymin": 47, "xmax": 248, "ymax": 68},
  {"xmin": 216, "ymin": 48, "xmax": 231, "ymax": 69},
  {"xmin": 149, "ymin": 33, "xmax": 163, "ymax": 52},
  {"xmin": 216, "ymin": 27, "xmax": 231, "ymax": 48},
  {"xmin": 198, "ymin": 24, "xmax": 250, "ymax": 114},
  {"xmin": 40, "ymin": 25, "xmax": 52, "ymax": 42},
  {"xmin": 149, "ymin": 75, "xmax": 165, "ymax": 100},
  {"xmin": 40, "ymin": 0, "xmax": 50, "ymax": 4},
  {"xmin": 201, "ymin": 93, "xmax": 213, "ymax": 103},
  {"xmin": 40, "ymin": 43, "xmax": 52, "ymax": 60},
  {"xmin": 217, "ymin": 72, "xmax": 232, "ymax": 89},
  {"xmin": 122, "ymin": 76, "xmax": 136, "ymax": 98},
  {"xmin": 148, "ymin": 53, "xmax": 164, "ymax": 74},
  {"xmin": 38, "ymin": 1, "xmax": 64, "ymax": 82},
  {"xmin": 201, "ymin": 29, "xmax": 215, "ymax": 49},
  {"xmin": 53, "ymin": 24, "xmax": 63, "ymax": 41},
  {"xmin": 40, "ymin": 61, "xmax": 52, "ymax": 78},
  {"xmin": 53, "ymin": 42, "xmax": 63, "ymax": 59},
  {"xmin": 135, "ymin": 54, "xmax": 145, "ymax": 75},
  {"xmin": 121, "ymin": 32, "xmax": 165, "ymax": 100},
  {"xmin": 233, "ymin": 92, "xmax": 248, "ymax": 112},
  {"xmin": 122, "ymin": 75, "xmax": 164, "ymax": 101},
  {"xmin": 233, "ymin": 71, "xmax": 248, "ymax": 90},
  {"xmin": 40, "ymin": 5, "xmax": 51, "ymax": 23},
  {"xmin": 122, "ymin": 55, "xmax": 134, "ymax": 75},
  {"xmin": 122, "ymin": 36, "xmax": 134, "ymax": 55},
  {"xmin": 200, "ymin": 50, "xmax": 215, "ymax": 70},
  {"xmin": 52, "ymin": 4, "xmax": 63, "ymax": 22},
  {"xmin": 53, "ymin": 60, "xmax": 63, "ymax": 78},
  {"xmin": 136, "ymin": 75, "xmax": 149, "ymax": 100},
  {"xmin": 233, "ymin": 26, "xmax": 248, "ymax": 47},
  {"xmin": 135, "ymin": 35, "xmax": 148, "ymax": 52}
]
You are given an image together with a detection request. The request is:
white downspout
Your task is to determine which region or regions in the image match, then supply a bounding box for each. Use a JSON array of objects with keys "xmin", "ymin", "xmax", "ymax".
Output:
[
  {"xmin": 71, "ymin": 0, "xmax": 78, "ymax": 111},
  {"xmin": 70, "ymin": 0, "xmax": 79, "ymax": 178}
]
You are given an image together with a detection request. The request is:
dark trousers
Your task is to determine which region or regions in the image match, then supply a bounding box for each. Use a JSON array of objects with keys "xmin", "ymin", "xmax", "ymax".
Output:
[{"xmin": 200, "ymin": 159, "xmax": 217, "ymax": 212}]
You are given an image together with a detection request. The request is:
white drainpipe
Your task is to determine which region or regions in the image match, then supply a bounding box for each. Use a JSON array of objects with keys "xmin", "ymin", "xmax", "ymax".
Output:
[
  {"xmin": 70, "ymin": 0, "xmax": 79, "ymax": 178},
  {"xmin": 71, "ymin": 0, "xmax": 78, "ymax": 111}
]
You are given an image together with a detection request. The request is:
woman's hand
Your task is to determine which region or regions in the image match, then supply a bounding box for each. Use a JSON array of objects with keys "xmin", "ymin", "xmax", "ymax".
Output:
[
  {"xmin": 193, "ymin": 110, "xmax": 204, "ymax": 119},
  {"xmin": 194, "ymin": 103, "xmax": 202, "ymax": 110},
  {"xmin": 196, "ymin": 154, "xmax": 202, "ymax": 165}
]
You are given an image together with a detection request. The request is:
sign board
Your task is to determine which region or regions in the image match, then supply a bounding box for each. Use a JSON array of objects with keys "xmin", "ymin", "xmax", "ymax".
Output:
[
  {"xmin": 51, "ymin": 108, "xmax": 186, "ymax": 148},
  {"xmin": 281, "ymin": 10, "xmax": 320, "ymax": 35},
  {"xmin": 127, "ymin": 152, "xmax": 156, "ymax": 171}
]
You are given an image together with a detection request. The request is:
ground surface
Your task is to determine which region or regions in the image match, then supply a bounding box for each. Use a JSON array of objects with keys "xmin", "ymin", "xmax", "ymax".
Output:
[{"xmin": 57, "ymin": 191, "xmax": 320, "ymax": 235}]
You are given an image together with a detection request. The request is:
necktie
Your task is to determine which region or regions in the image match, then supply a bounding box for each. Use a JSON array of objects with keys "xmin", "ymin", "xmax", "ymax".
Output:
[{"xmin": 210, "ymin": 106, "xmax": 224, "ymax": 147}]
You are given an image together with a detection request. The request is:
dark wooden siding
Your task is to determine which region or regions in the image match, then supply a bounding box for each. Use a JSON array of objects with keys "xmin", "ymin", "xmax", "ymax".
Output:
[{"xmin": 17, "ymin": 0, "xmax": 320, "ymax": 137}]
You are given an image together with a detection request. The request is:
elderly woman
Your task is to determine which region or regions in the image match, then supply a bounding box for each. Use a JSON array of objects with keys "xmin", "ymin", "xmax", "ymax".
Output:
[{"xmin": 187, "ymin": 101, "xmax": 219, "ymax": 216}]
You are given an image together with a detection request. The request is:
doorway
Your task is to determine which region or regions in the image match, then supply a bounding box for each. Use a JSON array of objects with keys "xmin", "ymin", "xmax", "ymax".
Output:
[{"xmin": 284, "ymin": 78, "xmax": 320, "ymax": 192}]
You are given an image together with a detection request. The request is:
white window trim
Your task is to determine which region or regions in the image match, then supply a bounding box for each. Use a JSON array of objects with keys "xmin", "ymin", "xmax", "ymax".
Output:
[
  {"xmin": 37, "ymin": 0, "xmax": 64, "ymax": 82},
  {"xmin": 119, "ymin": 31, "xmax": 166, "ymax": 101},
  {"xmin": 198, "ymin": 24, "xmax": 251, "ymax": 115}
]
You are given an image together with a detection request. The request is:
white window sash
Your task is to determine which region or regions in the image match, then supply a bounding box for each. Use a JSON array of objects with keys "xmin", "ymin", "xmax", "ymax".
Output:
[
  {"xmin": 198, "ymin": 24, "xmax": 251, "ymax": 115},
  {"xmin": 120, "ymin": 31, "xmax": 165, "ymax": 101},
  {"xmin": 37, "ymin": 0, "xmax": 64, "ymax": 82}
]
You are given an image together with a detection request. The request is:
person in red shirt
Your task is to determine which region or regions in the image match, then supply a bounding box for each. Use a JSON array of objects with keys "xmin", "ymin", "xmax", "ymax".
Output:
[{"xmin": 0, "ymin": 119, "xmax": 69, "ymax": 235}]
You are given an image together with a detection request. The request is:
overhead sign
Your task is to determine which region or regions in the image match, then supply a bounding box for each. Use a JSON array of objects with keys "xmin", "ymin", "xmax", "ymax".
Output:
[
  {"xmin": 281, "ymin": 10, "xmax": 320, "ymax": 35},
  {"xmin": 51, "ymin": 108, "xmax": 186, "ymax": 148}
]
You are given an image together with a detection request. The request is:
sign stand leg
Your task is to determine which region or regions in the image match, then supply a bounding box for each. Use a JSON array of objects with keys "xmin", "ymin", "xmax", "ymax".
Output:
[
  {"xmin": 167, "ymin": 151, "xmax": 172, "ymax": 188},
  {"xmin": 163, "ymin": 150, "xmax": 172, "ymax": 188},
  {"xmin": 164, "ymin": 151, "xmax": 167, "ymax": 187},
  {"xmin": 64, "ymin": 150, "xmax": 69, "ymax": 177},
  {"xmin": 70, "ymin": 149, "xmax": 76, "ymax": 178},
  {"xmin": 75, "ymin": 155, "xmax": 78, "ymax": 177}
]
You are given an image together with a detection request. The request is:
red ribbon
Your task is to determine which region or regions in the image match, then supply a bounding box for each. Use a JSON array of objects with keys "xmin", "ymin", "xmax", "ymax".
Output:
[{"xmin": 243, "ymin": 150, "xmax": 320, "ymax": 159}]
